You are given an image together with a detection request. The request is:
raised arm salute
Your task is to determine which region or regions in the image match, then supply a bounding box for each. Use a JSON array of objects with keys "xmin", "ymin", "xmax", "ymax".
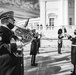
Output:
[{"xmin": 66, "ymin": 30, "xmax": 76, "ymax": 75}]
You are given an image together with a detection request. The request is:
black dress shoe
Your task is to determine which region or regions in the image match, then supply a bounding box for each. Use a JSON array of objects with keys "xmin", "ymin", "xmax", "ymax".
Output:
[
  {"xmin": 71, "ymin": 72, "xmax": 75, "ymax": 75},
  {"xmin": 31, "ymin": 63, "xmax": 38, "ymax": 66},
  {"xmin": 58, "ymin": 53, "xmax": 62, "ymax": 54},
  {"xmin": 38, "ymin": 52, "xmax": 40, "ymax": 54},
  {"xmin": 34, "ymin": 63, "xmax": 38, "ymax": 65}
]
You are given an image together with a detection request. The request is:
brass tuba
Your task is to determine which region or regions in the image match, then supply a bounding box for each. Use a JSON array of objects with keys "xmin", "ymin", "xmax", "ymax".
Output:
[
  {"xmin": 14, "ymin": 18, "xmax": 33, "ymax": 44},
  {"xmin": 15, "ymin": 27, "xmax": 33, "ymax": 43}
]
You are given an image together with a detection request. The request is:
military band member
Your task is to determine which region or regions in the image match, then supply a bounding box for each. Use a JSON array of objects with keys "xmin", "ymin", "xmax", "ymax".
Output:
[
  {"xmin": 58, "ymin": 28, "xmax": 64, "ymax": 54},
  {"xmin": 0, "ymin": 11, "xmax": 23, "ymax": 75},
  {"xmin": 67, "ymin": 30, "xmax": 76, "ymax": 75}
]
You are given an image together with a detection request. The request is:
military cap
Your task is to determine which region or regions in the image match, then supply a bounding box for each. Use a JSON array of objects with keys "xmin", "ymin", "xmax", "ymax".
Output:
[
  {"xmin": 58, "ymin": 28, "xmax": 62, "ymax": 34},
  {"xmin": 0, "ymin": 11, "xmax": 14, "ymax": 20}
]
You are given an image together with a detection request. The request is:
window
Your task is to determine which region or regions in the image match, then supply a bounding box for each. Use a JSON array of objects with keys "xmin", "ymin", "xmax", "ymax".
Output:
[
  {"xmin": 69, "ymin": 18, "xmax": 72, "ymax": 25},
  {"xmin": 40, "ymin": 24, "xmax": 43, "ymax": 30},
  {"xmin": 46, "ymin": 24, "xmax": 48, "ymax": 30},
  {"xmin": 34, "ymin": 22, "xmax": 39, "ymax": 30},
  {"xmin": 49, "ymin": 18, "xmax": 54, "ymax": 29},
  {"xmin": 34, "ymin": 22, "xmax": 38, "ymax": 29},
  {"xmin": 37, "ymin": 24, "xmax": 39, "ymax": 30},
  {"xmin": 29, "ymin": 23, "xmax": 33, "ymax": 29},
  {"xmin": 49, "ymin": 25, "xmax": 51, "ymax": 29}
]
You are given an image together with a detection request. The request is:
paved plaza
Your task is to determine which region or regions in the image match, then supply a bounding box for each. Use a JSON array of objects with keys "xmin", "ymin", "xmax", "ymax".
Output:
[{"xmin": 23, "ymin": 39, "xmax": 73, "ymax": 75}]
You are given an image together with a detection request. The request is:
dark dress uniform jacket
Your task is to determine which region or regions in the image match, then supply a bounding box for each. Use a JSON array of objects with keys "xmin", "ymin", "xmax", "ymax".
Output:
[
  {"xmin": 0, "ymin": 26, "xmax": 22, "ymax": 75},
  {"xmin": 30, "ymin": 38, "xmax": 38, "ymax": 55},
  {"xmin": 68, "ymin": 35, "xmax": 76, "ymax": 65},
  {"xmin": 58, "ymin": 34, "xmax": 64, "ymax": 48},
  {"xmin": 38, "ymin": 38, "xmax": 40, "ymax": 48}
]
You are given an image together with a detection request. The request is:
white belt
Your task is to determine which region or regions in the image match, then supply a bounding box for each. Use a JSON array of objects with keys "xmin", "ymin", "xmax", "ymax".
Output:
[{"xmin": 71, "ymin": 44, "xmax": 76, "ymax": 46}]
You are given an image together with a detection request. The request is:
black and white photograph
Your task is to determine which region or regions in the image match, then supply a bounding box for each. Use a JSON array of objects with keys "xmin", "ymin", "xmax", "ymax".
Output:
[{"xmin": 0, "ymin": 0, "xmax": 76, "ymax": 75}]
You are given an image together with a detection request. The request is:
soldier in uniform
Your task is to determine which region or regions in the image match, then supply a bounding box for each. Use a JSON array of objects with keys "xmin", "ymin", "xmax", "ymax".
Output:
[
  {"xmin": 58, "ymin": 28, "xmax": 64, "ymax": 54},
  {"xmin": 30, "ymin": 33, "xmax": 39, "ymax": 66},
  {"xmin": 67, "ymin": 30, "xmax": 76, "ymax": 75},
  {"xmin": 0, "ymin": 11, "xmax": 23, "ymax": 75},
  {"xmin": 36, "ymin": 32, "xmax": 40, "ymax": 54}
]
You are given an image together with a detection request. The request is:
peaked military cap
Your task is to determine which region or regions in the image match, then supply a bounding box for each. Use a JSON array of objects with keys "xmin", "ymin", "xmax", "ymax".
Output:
[{"xmin": 0, "ymin": 11, "xmax": 14, "ymax": 20}]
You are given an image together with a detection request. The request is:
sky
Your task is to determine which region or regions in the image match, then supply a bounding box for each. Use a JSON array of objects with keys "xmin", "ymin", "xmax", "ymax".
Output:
[{"xmin": 0, "ymin": 0, "xmax": 40, "ymax": 22}]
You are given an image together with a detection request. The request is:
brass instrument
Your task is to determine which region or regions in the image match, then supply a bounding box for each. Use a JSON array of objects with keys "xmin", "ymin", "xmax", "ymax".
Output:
[
  {"xmin": 12, "ymin": 19, "xmax": 33, "ymax": 57},
  {"xmin": 15, "ymin": 27, "xmax": 33, "ymax": 43},
  {"xmin": 14, "ymin": 18, "xmax": 33, "ymax": 44}
]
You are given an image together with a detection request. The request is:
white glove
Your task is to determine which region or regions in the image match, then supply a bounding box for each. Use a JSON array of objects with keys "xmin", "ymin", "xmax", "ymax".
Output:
[
  {"xmin": 16, "ymin": 40, "xmax": 22, "ymax": 46},
  {"xmin": 16, "ymin": 40, "xmax": 24, "ymax": 51}
]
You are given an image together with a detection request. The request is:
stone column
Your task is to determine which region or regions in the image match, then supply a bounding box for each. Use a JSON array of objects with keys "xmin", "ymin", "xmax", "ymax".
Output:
[
  {"xmin": 60, "ymin": 0, "xmax": 68, "ymax": 26},
  {"xmin": 40, "ymin": 0, "xmax": 46, "ymax": 31},
  {"xmin": 75, "ymin": 0, "xmax": 76, "ymax": 25},
  {"xmin": 64, "ymin": 0, "xmax": 68, "ymax": 26},
  {"xmin": 59, "ymin": 0, "xmax": 64, "ymax": 26}
]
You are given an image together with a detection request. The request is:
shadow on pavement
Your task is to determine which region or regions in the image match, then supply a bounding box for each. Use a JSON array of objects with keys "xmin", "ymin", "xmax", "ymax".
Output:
[
  {"xmin": 26, "ymin": 65, "xmax": 61, "ymax": 75},
  {"xmin": 24, "ymin": 50, "xmax": 71, "ymax": 75}
]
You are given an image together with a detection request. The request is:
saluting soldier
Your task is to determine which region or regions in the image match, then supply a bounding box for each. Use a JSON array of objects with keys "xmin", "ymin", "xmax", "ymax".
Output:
[
  {"xmin": 0, "ymin": 11, "xmax": 23, "ymax": 75},
  {"xmin": 67, "ymin": 30, "xmax": 76, "ymax": 75},
  {"xmin": 58, "ymin": 28, "xmax": 64, "ymax": 54}
]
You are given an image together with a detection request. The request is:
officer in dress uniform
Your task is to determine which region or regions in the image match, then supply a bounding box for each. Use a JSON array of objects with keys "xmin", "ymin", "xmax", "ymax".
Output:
[
  {"xmin": 36, "ymin": 32, "xmax": 40, "ymax": 54},
  {"xmin": 30, "ymin": 33, "xmax": 39, "ymax": 66},
  {"xmin": 58, "ymin": 28, "xmax": 64, "ymax": 54},
  {"xmin": 0, "ymin": 11, "xmax": 23, "ymax": 75},
  {"xmin": 67, "ymin": 30, "xmax": 76, "ymax": 75}
]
